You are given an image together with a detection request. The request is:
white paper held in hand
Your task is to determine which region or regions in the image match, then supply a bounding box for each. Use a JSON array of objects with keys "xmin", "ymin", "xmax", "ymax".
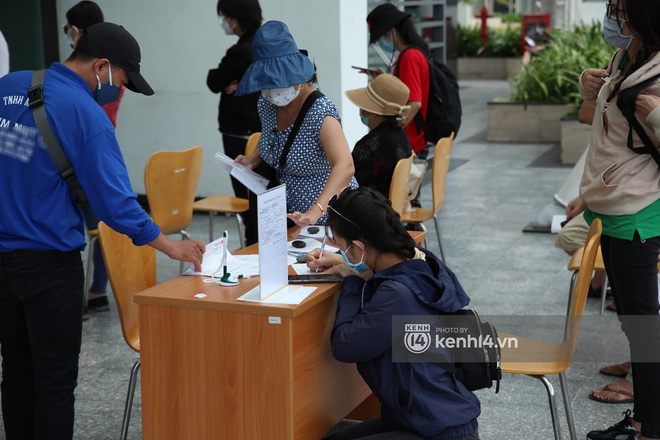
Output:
[{"xmin": 214, "ymin": 152, "xmax": 269, "ymax": 194}]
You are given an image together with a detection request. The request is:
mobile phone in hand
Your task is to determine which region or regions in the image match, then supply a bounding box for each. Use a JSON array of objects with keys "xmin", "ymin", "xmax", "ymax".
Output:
[{"xmin": 351, "ymin": 65, "xmax": 378, "ymax": 75}]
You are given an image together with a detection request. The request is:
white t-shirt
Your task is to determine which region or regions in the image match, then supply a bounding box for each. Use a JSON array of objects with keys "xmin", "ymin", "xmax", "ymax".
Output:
[{"xmin": 0, "ymin": 31, "xmax": 9, "ymax": 77}]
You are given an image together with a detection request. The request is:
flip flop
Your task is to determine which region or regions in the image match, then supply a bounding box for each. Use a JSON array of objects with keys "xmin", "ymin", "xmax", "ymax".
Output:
[
  {"xmin": 589, "ymin": 384, "xmax": 634, "ymax": 404},
  {"xmin": 599, "ymin": 362, "xmax": 630, "ymax": 378}
]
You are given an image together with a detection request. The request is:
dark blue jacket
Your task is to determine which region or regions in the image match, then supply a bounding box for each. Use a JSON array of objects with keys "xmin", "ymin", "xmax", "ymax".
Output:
[{"xmin": 331, "ymin": 250, "xmax": 480, "ymax": 439}]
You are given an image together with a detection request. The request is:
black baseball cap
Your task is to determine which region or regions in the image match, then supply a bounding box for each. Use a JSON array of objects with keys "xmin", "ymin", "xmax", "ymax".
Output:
[
  {"xmin": 367, "ymin": 3, "xmax": 411, "ymax": 44},
  {"xmin": 75, "ymin": 22, "xmax": 154, "ymax": 96}
]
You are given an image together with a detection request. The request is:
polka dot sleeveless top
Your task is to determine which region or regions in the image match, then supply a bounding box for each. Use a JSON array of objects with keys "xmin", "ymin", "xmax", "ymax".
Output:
[{"xmin": 257, "ymin": 94, "xmax": 358, "ymax": 223}]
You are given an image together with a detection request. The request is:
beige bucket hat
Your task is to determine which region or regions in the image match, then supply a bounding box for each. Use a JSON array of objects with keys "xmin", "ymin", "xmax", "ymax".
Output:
[{"xmin": 345, "ymin": 74, "xmax": 410, "ymax": 118}]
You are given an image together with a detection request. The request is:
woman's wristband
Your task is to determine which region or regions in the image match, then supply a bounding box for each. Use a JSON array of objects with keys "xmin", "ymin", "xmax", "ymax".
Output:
[{"xmin": 314, "ymin": 202, "xmax": 325, "ymax": 215}]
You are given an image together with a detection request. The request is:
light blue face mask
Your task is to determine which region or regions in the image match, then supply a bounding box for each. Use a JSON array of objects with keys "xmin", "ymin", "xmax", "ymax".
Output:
[
  {"xmin": 377, "ymin": 37, "xmax": 396, "ymax": 54},
  {"xmin": 602, "ymin": 13, "xmax": 634, "ymax": 49},
  {"xmin": 360, "ymin": 109, "xmax": 372, "ymax": 127},
  {"xmin": 340, "ymin": 242, "xmax": 371, "ymax": 272}
]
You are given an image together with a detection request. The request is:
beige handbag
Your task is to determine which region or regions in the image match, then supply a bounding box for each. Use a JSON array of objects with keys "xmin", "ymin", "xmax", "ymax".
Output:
[{"xmin": 403, "ymin": 154, "xmax": 428, "ymax": 213}]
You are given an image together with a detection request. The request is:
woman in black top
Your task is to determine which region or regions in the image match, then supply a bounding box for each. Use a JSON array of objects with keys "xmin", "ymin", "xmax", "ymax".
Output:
[
  {"xmin": 207, "ymin": 0, "xmax": 262, "ymax": 199},
  {"xmin": 346, "ymin": 74, "xmax": 412, "ymax": 197}
]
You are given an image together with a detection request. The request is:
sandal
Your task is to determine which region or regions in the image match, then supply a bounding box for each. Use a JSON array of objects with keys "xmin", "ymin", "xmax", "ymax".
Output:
[
  {"xmin": 589, "ymin": 379, "xmax": 634, "ymax": 404},
  {"xmin": 606, "ymin": 302, "xmax": 617, "ymax": 312},
  {"xmin": 599, "ymin": 361, "xmax": 630, "ymax": 378}
]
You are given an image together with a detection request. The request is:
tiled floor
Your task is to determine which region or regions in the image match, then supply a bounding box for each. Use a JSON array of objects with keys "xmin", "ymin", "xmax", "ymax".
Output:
[{"xmin": 0, "ymin": 80, "xmax": 633, "ymax": 439}]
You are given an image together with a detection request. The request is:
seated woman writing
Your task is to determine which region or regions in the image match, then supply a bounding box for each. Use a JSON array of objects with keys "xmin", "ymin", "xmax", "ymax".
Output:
[{"xmin": 309, "ymin": 187, "xmax": 481, "ymax": 440}]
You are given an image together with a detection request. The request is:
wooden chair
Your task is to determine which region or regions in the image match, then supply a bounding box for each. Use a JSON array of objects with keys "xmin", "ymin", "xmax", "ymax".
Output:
[
  {"xmin": 499, "ymin": 218, "xmax": 602, "ymax": 440},
  {"xmin": 388, "ymin": 154, "xmax": 414, "ymax": 216},
  {"xmin": 192, "ymin": 132, "xmax": 261, "ymax": 247},
  {"xmin": 144, "ymin": 145, "xmax": 202, "ymax": 273},
  {"xmin": 97, "ymin": 221, "xmax": 156, "ymax": 440},
  {"xmin": 567, "ymin": 245, "xmax": 607, "ymax": 315},
  {"xmin": 400, "ymin": 134, "xmax": 454, "ymax": 261}
]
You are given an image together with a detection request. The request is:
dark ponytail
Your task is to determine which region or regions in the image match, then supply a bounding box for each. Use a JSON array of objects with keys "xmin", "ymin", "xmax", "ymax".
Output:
[{"xmin": 327, "ymin": 187, "xmax": 416, "ymax": 259}]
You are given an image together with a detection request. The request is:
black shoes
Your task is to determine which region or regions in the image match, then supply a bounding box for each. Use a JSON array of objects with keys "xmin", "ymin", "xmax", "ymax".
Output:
[
  {"xmin": 587, "ymin": 409, "xmax": 638, "ymax": 440},
  {"xmin": 87, "ymin": 295, "xmax": 110, "ymax": 312}
]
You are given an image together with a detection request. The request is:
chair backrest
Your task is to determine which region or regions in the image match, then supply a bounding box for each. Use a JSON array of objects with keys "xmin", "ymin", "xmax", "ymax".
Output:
[
  {"xmin": 245, "ymin": 132, "xmax": 261, "ymax": 157},
  {"xmin": 389, "ymin": 154, "xmax": 414, "ymax": 216},
  {"xmin": 431, "ymin": 133, "xmax": 454, "ymax": 214},
  {"xmin": 564, "ymin": 218, "xmax": 602, "ymax": 356},
  {"xmin": 144, "ymin": 146, "xmax": 203, "ymax": 235},
  {"xmin": 98, "ymin": 221, "xmax": 157, "ymax": 352}
]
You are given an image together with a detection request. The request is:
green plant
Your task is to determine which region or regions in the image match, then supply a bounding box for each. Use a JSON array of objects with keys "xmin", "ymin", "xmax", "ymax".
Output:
[
  {"xmin": 456, "ymin": 24, "xmax": 482, "ymax": 57},
  {"xmin": 484, "ymin": 26, "xmax": 521, "ymax": 57},
  {"xmin": 510, "ymin": 21, "xmax": 612, "ymax": 113},
  {"xmin": 499, "ymin": 13, "xmax": 522, "ymax": 24},
  {"xmin": 456, "ymin": 24, "xmax": 521, "ymax": 57}
]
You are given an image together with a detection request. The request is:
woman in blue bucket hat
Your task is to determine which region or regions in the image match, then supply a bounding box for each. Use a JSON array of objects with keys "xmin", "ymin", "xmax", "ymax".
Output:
[{"xmin": 235, "ymin": 21, "xmax": 357, "ymax": 232}]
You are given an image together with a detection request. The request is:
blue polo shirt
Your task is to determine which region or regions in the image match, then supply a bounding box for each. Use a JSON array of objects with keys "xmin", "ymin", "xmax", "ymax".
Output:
[{"xmin": 0, "ymin": 62, "xmax": 159, "ymax": 252}]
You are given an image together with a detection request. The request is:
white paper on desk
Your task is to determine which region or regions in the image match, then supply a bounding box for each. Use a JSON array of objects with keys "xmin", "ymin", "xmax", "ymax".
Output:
[
  {"xmin": 237, "ymin": 284, "xmax": 317, "ymax": 304},
  {"xmin": 551, "ymin": 215, "xmax": 568, "ymax": 234},
  {"xmin": 291, "ymin": 263, "xmax": 318, "ymax": 275},
  {"xmin": 183, "ymin": 236, "xmax": 227, "ymax": 276},
  {"xmin": 257, "ymin": 185, "xmax": 289, "ymax": 299},
  {"xmin": 214, "ymin": 152, "xmax": 269, "ymax": 195},
  {"xmin": 183, "ymin": 237, "xmax": 261, "ymax": 277}
]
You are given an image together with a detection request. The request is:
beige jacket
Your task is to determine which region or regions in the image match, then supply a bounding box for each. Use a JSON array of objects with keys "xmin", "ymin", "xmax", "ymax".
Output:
[{"xmin": 579, "ymin": 49, "xmax": 660, "ymax": 216}]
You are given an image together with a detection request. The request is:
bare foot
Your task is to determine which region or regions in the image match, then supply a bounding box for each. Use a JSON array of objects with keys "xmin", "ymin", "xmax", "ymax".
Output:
[
  {"xmin": 599, "ymin": 361, "xmax": 630, "ymax": 377},
  {"xmin": 590, "ymin": 378, "xmax": 634, "ymax": 403}
]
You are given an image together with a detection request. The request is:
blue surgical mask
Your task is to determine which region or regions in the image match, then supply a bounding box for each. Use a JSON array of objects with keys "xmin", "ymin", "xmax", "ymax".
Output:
[
  {"xmin": 95, "ymin": 64, "xmax": 121, "ymax": 105},
  {"xmin": 603, "ymin": 14, "xmax": 634, "ymax": 49},
  {"xmin": 360, "ymin": 109, "xmax": 372, "ymax": 127},
  {"xmin": 377, "ymin": 38, "xmax": 395, "ymax": 54},
  {"xmin": 340, "ymin": 242, "xmax": 371, "ymax": 272}
]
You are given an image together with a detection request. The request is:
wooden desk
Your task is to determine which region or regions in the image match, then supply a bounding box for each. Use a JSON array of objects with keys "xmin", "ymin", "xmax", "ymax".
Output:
[{"xmin": 136, "ymin": 230, "xmax": 425, "ymax": 439}]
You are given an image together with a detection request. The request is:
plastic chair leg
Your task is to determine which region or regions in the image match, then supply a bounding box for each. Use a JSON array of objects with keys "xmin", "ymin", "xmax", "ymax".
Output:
[
  {"xmin": 535, "ymin": 375, "xmax": 562, "ymax": 440},
  {"xmin": 559, "ymin": 372, "xmax": 577, "ymax": 440},
  {"xmin": 432, "ymin": 214, "xmax": 445, "ymax": 262},
  {"xmin": 120, "ymin": 359, "xmax": 141, "ymax": 440}
]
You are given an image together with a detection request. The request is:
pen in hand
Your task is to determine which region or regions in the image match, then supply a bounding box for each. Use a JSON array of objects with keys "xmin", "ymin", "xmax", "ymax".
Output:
[{"xmin": 316, "ymin": 233, "xmax": 328, "ymax": 273}]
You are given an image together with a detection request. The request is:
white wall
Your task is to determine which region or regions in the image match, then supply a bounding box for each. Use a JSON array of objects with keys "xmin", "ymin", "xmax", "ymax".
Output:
[
  {"xmin": 56, "ymin": 0, "xmax": 369, "ymax": 196},
  {"xmin": 577, "ymin": 1, "xmax": 603, "ymax": 25}
]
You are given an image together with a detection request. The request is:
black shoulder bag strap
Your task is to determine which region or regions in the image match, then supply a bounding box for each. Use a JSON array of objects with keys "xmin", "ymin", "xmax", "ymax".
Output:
[
  {"xmin": 28, "ymin": 69, "xmax": 88, "ymax": 205},
  {"xmin": 616, "ymin": 73, "xmax": 660, "ymax": 169},
  {"xmin": 394, "ymin": 46, "xmax": 428, "ymax": 136},
  {"xmin": 278, "ymin": 89, "xmax": 324, "ymax": 169}
]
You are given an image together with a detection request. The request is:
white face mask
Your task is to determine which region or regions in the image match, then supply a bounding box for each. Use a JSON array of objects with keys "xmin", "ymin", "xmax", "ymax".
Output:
[
  {"xmin": 66, "ymin": 25, "xmax": 80, "ymax": 49},
  {"xmin": 261, "ymin": 85, "xmax": 302, "ymax": 107},
  {"xmin": 220, "ymin": 17, "xmax": 235, "ymax": 36}
]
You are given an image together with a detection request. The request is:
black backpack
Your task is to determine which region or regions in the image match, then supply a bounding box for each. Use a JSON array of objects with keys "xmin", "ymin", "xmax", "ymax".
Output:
[
  {"xmin": 433, "ymin": 309, "xmax": 502, "ymax": 393},
  {"xmin": 396, "ymin": 47, "xmax": 462, "ymax": 143},
  {"xmin": 616, "ymin": 72, "xmax": 660, "ymax": 168}
]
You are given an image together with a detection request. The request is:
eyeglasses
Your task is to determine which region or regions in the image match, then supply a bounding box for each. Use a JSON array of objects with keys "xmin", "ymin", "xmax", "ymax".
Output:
[
  {"xmin": 62, "ymin": 24, "xmax": 70, "ymax": 35},
  {"xmin": 606, "ymin": 1, "xmax": 626, "ymax": 20},
  {"xmin": 327, "ymin": 187, "xmax": 363, "ymax": 235}
]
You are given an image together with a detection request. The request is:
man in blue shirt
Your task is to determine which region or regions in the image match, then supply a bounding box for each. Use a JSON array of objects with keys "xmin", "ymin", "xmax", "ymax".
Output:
[{"xmin": 0, "ymin": 23, "xmax": 205, "ymax": 439}]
